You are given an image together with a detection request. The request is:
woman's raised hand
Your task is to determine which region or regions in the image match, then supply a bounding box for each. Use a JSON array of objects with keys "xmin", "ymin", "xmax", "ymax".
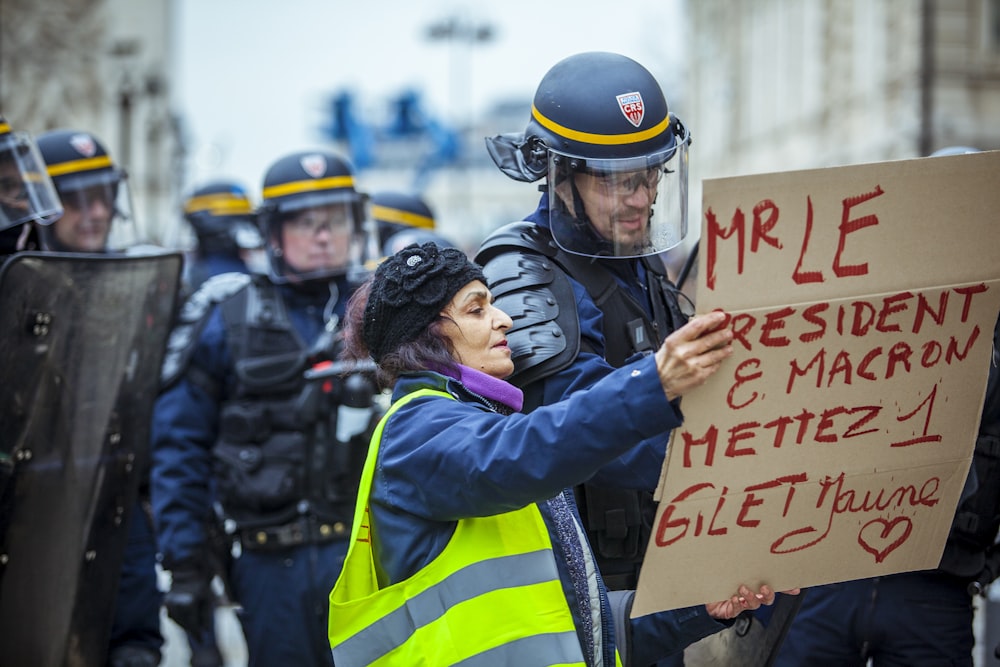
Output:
[{"xmin": 655, "ymin": 310, "xmax": 734, "ymax": 401}]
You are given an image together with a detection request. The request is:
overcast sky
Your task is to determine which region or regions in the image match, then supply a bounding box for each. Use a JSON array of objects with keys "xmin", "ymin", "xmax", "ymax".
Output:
[{"xmin": 171, "ymin": 0, "xmax": 686, "ymax": 194}]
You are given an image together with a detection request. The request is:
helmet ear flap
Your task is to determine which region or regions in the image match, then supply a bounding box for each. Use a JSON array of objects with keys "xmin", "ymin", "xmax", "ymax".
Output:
[
  {"xmin": 257, "ymin": 202, "xmax": 280, "ymax": 240},
  {"xmin": 485, "ymin": 133, "xmax": 548, "ymax": 183}
]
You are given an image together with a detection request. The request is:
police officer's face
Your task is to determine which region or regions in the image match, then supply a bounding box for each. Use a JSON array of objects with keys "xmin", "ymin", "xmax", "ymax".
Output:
[
  {"xmin": 438, "ymin": 280, "xmax": 515, "ymax": 380},
  {"xmin": 53, "ymin": 184, "xmax": 113, "ymax": 252},
  {"xmin": 280, "ymin": 203, "xmax": 353, "ymax": 275},
  {"xmin": 559, "ymin": 168, "xmax": 659, "ymax": 248}
]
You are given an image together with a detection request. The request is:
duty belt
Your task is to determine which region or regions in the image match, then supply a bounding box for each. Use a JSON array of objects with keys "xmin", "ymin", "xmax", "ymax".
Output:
[{"xmin": 239, "ymin": 516, "xmax": 348, "ymax": 551}]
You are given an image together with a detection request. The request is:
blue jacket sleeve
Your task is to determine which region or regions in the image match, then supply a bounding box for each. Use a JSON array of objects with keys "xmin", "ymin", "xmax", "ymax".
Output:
[
  {"xmin": 150, "ymin": 308, "xmax": 230, "ymax": 566},
  {"xmin": 630, "ymin": 604, "xmax": 732, "ymax": 665},
  {"xmin": 375, "ymin": 354, "xmax": 682, "ymax": 523}
]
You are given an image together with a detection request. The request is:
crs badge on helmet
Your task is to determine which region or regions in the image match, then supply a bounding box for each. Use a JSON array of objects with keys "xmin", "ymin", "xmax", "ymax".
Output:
[
  {"xmin": 258, "ymin": 150, "xmax": 369, "ymax": 284},
  {"xmin": 486, "ymin": 51, "xmax": 692, "ymax": 259}
]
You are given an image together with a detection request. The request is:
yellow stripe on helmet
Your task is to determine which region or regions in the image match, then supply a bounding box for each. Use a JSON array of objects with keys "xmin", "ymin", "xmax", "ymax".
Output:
[
  {"xmin": 263, "ymin": 175, "xmax": 354, "ymax": 200},
  {"xmin": 46, "ymin": 155, "xmax": 113, "ymax": 177},
  {"xmin": 371, "ymin": 204, "xmax": 434, "ymax": 230},
  {"xmin": 531, "ymin": 104, "xmax": 670, "ymax": 146},
  {"xmin": 185, "ymin": 193, "xmax": 253, "ymax": 216},
  {"xmin": 0, "ymin": 121, "xmax": 10, "ymax": 134}
]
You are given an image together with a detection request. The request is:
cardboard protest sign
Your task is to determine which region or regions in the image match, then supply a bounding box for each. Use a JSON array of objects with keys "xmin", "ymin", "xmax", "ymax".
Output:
[{"xmin": 633, "ymin": 151, "xmax": 1000, "ymax": 617}]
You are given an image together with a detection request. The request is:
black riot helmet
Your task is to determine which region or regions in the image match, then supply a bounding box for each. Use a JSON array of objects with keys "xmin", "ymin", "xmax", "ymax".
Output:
[
  {"xmin": 486, "ymin": 51, "xmax": 692, "ymax": 259},
  {"xmin": 0, "ymin": 116, "xmax": 62, "ymax": 232},
  {"xmin": 35, "ymin": 129, "xmax": 137, "ymax": 252},
  {"xmin": 370, "ymin": 190, "xmax": 436, "ymax": 247},
  {"xmin": 183, "ymin": 180, "xmax": 262, "ymax": 256},
  {"xmin": 258, "ymin": 149, "xmax": 368, "ymax": 284}
]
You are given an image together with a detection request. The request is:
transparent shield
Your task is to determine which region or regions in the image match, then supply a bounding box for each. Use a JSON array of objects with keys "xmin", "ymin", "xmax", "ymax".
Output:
[
  {"xmin": 0, "ymin": 132, "xmax": 63, "ymax": 230},
  {"xmin": 0, "ymin": 251, "xmax": 182, "ymax": 666},
  {"xmin": 266, "ymin": 202, "xmax": 364, "ymax": 284},
  {"xmin": 546, "ymin": 139, "xmax": 690, "ymax": 259},
  {"xmin": 38, "ymin": 175, "xmax": 139, "ymax": 252}
]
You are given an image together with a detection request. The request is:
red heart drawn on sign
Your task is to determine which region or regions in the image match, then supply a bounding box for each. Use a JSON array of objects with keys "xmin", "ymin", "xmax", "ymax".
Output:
[{"xmin": 858, "ymin": 517, "xmax": 913, "ymax": 563}]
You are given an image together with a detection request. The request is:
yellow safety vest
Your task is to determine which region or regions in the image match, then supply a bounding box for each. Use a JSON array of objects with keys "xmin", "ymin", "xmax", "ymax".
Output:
[{"xmin": 328, "ymin": 388, "xmax": 612, "ymax": 666}]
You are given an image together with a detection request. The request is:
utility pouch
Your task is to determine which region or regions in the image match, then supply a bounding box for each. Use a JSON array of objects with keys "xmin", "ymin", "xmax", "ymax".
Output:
[
  {"xmin": 213, "ymin": 432, "xmax": 306, "ymax": 513},
  {"xmin": 234, "ymin": 350, "xmax": 306, "ymax": 394}
]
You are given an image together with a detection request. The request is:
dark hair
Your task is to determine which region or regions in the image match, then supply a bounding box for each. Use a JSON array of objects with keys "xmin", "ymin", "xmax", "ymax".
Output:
[{"xmin": 342, "ymin": 278, "xmax": 459, "ymax": 389}]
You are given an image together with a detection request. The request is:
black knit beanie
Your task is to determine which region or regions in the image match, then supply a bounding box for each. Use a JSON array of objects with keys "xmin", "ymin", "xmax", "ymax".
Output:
[{"xmin": 363, "ymin": 242, "xmax": 485, "ymax": 363}]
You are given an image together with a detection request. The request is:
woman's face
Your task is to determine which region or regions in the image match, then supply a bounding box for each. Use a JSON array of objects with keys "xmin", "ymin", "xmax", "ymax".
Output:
[{"xmin": 439, "ymin": 280, "xmax": 515, "ymax": 379}]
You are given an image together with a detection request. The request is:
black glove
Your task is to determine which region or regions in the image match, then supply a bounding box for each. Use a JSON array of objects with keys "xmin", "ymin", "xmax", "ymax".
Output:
[{"xmin": 164, "ymin": 564, "xmax": 213, "ymax": 636}]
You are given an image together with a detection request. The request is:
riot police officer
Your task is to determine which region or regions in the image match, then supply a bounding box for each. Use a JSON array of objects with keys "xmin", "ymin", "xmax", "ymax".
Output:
[
  {"xmin": 36, "ymin": 128, "xmax": 165, "ymax": 667},
  {"xmin": 0, "ymin": 115, "xmax": 62, "ymax": 258},
  {"xmin": 151, "ymin": 149, "xmax": 379, "ymax": 666},
  {"xmin": 370, "ymin": 190, "xmax": 436, "ymax": 247},
  {"xmin": 474, "ymin": 52, "xmax": 693, "ymax": 666},
  {"xmin": 368, "ymin": 189, "xmax": 458, "ymax": 262},
  {"xmin": 182, "ymin": 179, "xmax": 265, "ymax": 291},
  {"xmin": 35, "ymin": 129, "xmax": 139, "ymax": 253}
]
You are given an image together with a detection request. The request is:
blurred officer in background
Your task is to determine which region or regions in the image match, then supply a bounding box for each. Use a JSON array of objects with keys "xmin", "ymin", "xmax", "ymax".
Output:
[
  {"xmin": 182, "ymin": 179, "xmax": 265, "ymax": 292},
  {"xmin": 172, "ymin": 182, "xmax": 265, "ymax": 666},
  {"xmin": 151, "ymin": 149, "xmax": 380, "ymax": 666},
  {"xmin": 368, "ymin": 189, "xmax": 458, "ymax": 261},
  {"xmin": 0, "ymin": 115, "xmax": 62, "ymax": 258},
  {"xmin": 36, "ymin": 129, "xmax": 141, "ymax": 253},
  {"xmin": 370, "ymin": 190, "xmax": 435, "ymax": 249},
  {"xmin": 475, "ymin": 50, "xmax": 694, "ymax": 667},
  {"xmin": 36, "ymin": 128, "xmax": 164, "ymax": 667}
]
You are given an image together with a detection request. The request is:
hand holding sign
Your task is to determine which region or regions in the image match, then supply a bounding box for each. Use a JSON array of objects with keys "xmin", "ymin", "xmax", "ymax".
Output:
[{"xmin": 655, "ymin": 311, "xmax": 735, "ymax": 401}]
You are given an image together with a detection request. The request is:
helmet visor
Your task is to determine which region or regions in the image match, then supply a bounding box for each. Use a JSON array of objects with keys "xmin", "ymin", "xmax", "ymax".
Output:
[
  {"xmin": 0, "ymin": 132, "xmax": 63, "ymax": 230},
  {"xmin": 39, "ymin": 172, "xmax": 138, "ymax": 252},
  {"xmin": 546, "ymin": 136, "xmax": 689, "ymax": 258},
  {"xmin": 266, "ymin": 202, "xmax": 363, "ymax": 284}
]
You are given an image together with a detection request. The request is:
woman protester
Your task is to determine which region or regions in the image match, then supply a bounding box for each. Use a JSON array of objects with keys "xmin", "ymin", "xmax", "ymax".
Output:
[{"xmin": 328, "ymin": 242, "xmax": 786, "ymax": 666}]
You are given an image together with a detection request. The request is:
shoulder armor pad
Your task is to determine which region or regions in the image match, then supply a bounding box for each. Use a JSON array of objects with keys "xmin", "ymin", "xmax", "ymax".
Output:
[
  {"xmin": 478, "ymin": 227, "xmax": 581, "ymax": 387},
  {"xmin": 160, "ymin": 272, "xmax": 252, "ymax": 389},
  {"xmin": 475, "ymin": 220, "xmax": 558, "ymax": 266}
]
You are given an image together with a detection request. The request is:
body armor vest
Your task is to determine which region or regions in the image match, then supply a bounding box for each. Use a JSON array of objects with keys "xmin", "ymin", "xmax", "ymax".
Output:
[
  {"xmin": 212, "ymin": 278, "xmax": 369, "ymax": 542},
  {"xmin": 558, "ymin": 250, "xmax": 686, "ymax": 590}
]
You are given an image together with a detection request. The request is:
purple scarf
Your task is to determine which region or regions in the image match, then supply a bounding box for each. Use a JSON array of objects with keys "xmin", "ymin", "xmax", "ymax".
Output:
[{"xmin": 456, "ymin": 365, "xmax": 524, "ymax": 413}]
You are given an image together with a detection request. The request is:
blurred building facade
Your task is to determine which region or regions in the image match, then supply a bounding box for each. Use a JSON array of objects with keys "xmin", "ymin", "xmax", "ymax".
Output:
[
  {"xmin": 685, "ymin": 0, "xmax": 1000, "ymax": 182},
  {"xmin": 0, "ymin": 0, "xmax": 181, "ymax": 247},
  {"xmin": 661, "ymin": 0, "xmax": 1000, "ymax": 277}
]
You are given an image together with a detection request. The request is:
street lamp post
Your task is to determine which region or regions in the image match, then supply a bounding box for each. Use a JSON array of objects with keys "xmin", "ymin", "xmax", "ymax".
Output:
[{"xmin": 424, "ymin": 15, "xmax": 495, "ymax": 218}]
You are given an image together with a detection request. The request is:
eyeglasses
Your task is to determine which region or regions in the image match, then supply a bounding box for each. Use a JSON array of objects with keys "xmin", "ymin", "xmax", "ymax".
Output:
[
  {"xmin": 587, "ymin": 167, "xmax": 663, "ymax": 196},
  {"xmin": 63, "ymin": 185, "xmax": 115, "ymax": 211},
  {"xmin": 285, "ymin": 209, "xmax": 352, "ymax": 235}
]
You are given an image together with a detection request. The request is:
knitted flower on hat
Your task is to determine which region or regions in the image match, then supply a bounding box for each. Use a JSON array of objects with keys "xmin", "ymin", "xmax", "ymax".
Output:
[{"xmin": 363, "ymin": 242, "xmax": 485, "ymax": 362}]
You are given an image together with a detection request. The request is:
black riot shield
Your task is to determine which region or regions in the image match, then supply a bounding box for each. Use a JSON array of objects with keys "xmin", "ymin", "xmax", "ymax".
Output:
[{"xmin": 0, "ymin": 251, "xmax": 182, "ymax": 667}]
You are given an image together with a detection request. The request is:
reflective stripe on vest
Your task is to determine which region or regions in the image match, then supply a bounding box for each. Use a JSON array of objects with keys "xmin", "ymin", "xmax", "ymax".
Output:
[{"xmin": 328, "ymin": 388, "xmax": 590, "ymax": 666}]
